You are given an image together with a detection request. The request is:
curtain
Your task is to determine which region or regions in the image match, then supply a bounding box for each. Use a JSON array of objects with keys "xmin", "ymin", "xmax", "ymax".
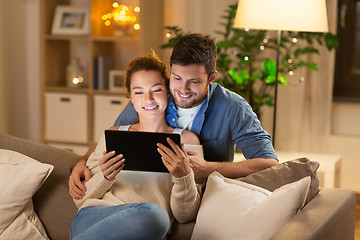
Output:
[{"xmin": 276, "ymin": 0, "xmax": 338, "ymax": 152}]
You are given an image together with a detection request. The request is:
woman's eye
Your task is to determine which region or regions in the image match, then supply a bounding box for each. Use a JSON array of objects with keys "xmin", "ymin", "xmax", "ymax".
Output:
[
  {"xmin": 153, "ymin": 88, "xmax": 162, "ymax": 92},
  {"xmin": 134, "ymin": 91, "xmax": 143, "ymax": 95}
]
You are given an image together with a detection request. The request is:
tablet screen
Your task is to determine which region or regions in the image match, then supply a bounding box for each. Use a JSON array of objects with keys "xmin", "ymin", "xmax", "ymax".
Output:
[{"xmin": 105, "ymin": 130, "xmax": 181, "ymax": 172}]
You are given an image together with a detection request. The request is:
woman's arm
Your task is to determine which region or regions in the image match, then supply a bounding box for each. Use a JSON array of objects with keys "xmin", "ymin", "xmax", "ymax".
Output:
[
  {"xmin": 73, "ymin": 134, "xmax": 123, "ymax": 209},
  {"xmin": 157, "ymin": 136, "xmax": 203, "ymax": 223},
  {"xmin": 170, "ymin": 170, "xmax": 202, "ymax": 223}
]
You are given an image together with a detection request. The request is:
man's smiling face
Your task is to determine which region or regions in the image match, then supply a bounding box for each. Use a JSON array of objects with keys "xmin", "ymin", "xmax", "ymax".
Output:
[{"xmin": 169, "ymin": 64, "xmax": 214, "ymax": 108}]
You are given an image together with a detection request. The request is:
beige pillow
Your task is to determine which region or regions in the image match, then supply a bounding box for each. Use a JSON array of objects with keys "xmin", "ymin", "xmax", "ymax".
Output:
[
  {"xmin": 238, "ymin": 157, "xmax": 319, "ymax": 205},
  {"xmin": 191, "ymin": 172, "xmax": 310, "ymax": 240},
  {"xmin": 0, "ymin": 149, "xmax": 53, "ymax": 239}
]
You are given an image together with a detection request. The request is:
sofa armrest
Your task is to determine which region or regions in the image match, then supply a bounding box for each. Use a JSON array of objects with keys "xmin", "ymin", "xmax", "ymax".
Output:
[{"xmin": 270, "ymin": 188, "xmax": 356, "ymax": 240}]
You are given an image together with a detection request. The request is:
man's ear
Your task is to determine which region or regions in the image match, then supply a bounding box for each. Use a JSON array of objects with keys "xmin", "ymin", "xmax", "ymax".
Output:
[{"xmin": 209, "ymin": 71, "xmax": 217, "ymax": 83}]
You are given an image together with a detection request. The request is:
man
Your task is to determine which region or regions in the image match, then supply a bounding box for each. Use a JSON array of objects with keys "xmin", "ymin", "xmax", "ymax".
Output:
[{"xmin": 69, "ymin": 34, "xmax": 278, "ymax": 199}]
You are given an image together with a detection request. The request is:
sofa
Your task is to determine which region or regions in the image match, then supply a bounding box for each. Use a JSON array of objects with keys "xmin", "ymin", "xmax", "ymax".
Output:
[{"xmin": 0, "ymin": 132, "xmax": 356, "ymax": 240}]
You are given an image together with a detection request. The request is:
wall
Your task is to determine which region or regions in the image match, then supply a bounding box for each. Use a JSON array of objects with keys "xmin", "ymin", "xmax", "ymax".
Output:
[
  {"xmin": 0, "ymin": 0, "xmax": 8, "ymax": 132},
  {"xmin": 0, "ymin": 0, "xmax": 40, "ymax": 141},
  {"xmin": 330, "ymin": 102, "xmax": 360, "ymax": 191}
]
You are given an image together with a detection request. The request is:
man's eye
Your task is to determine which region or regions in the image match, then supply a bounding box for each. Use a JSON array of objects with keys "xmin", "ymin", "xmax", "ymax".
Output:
[
  {"xmin": 153, "ymin": 88, "xmax": 162, "ymax": 92},
  {"xmin": 191, "ymin": 80, "xmax": 200, "ymax": 84},
  {"xmin": 134, "ymin": 91, "xmax": 143, "ymax": 95}
]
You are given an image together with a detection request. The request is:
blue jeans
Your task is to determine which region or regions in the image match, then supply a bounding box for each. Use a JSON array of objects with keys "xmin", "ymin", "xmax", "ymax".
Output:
[{"xmin": 71, "ymin": 202, "xmax": 170, "ymax": 240}]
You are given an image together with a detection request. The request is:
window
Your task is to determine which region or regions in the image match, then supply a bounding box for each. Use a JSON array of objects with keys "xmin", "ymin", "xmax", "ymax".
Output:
[{"xmin": 333, "ymin": 0, "xmax": 360, "ymax": 101}]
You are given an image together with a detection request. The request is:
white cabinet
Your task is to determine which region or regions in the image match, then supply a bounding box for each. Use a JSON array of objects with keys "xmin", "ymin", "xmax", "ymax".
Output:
[
  {"xmin": 93, "ymin": 94, "xmax": 129, "ymax": 142},
  {"xmin": 45, "ymin": 92, "xmax": 88, "ymax": 143}
]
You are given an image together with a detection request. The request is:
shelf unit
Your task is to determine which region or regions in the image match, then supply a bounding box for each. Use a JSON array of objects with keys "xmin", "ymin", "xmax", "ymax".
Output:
[{"xmin": 39, "ymin": 0, "xmax": 143, "ymax": 154}]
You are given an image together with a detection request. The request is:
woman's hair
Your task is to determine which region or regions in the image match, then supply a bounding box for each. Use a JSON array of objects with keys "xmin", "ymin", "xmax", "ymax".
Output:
[
  {"xmin": 125, "ymin": 52, "xmax": 169, "ymax": 95},
  {"xmin": 170, "ymin": 33, "xmax": 217, "ymax": 77}
]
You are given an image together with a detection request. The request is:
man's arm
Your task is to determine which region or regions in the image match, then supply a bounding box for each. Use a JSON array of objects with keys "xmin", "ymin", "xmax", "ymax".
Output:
[
  {"xmin": 188, "ymin": 151, "xmax": 278, "ymax": 181},
  {"xmin": 69, "ymin": 143, "xmax": 96, "ymax": 199}
]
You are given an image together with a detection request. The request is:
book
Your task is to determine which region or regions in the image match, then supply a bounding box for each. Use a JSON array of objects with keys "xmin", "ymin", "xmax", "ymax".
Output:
[{"xmin": 97, "ymin": 56, "xmax": 112, "ymax": 90}]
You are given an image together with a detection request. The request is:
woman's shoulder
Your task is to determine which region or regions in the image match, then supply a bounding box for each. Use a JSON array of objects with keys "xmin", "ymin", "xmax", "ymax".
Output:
[
  {"xmin": 109, "ymin": 125, "xmax": 131, "ymax": 131},
  {"xmin": 181, "ymin": 130, "xmax": 200, "ymax": 145}
]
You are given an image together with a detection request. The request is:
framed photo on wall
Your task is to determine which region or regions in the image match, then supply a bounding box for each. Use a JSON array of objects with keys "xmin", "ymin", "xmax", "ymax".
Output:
[
  {"xmin": 109, "ymin": 70, "xmax": 127, "ymax": 92},
  {"xmin": 51, "ymin": 6, "xmax": 90, "ymax": 35}
]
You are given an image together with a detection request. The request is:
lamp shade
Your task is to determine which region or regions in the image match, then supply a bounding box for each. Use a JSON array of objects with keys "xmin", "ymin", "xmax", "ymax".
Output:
[{"xmin": 234, "ymin": 0, "xmax": 328, "ymax": 32}]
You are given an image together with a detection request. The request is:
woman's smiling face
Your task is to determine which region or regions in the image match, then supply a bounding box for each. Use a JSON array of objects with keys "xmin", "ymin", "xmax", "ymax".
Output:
[{"xmin": 130, "ymin": 70, "xmax": 168, "ymax": 120}]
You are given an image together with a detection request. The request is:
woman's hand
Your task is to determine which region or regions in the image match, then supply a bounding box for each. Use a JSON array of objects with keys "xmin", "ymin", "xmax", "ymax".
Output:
[
  {"xmin": 157, "ymin": 138, "xmax": 191, "ymax": 178},
  {"xmin": 100, "ymin": 151, "xmax": 125, "ymax": 181}
]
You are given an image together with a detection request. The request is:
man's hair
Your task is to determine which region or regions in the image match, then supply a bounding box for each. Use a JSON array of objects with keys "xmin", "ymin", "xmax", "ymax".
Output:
[
  {"xmin": 125, "ymin": 51, "xmax": 169, "ymax": 95},
  {"xmin": 170, "ymin": 34, "xmax": 217, "ymax": 77}
]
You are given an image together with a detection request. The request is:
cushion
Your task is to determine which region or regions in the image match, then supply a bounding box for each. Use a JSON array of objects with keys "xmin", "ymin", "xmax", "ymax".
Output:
[
  {"xmin": 0, "ymin": 149, "xmax": 53, "ymax": 239},
  {"xmin": 191, "ymin": 172, "xmax": 310, "ymax": 240},
  {"xmin": 238, "ymin": 157, "xmax": 319, "ymax": 205},
  {"xmin": 0, "ymin": 132, "xmax": 81, "ymax": 239},
  {"xmin": 1, "ymin": 200, "xmax": 48, "ymax": 240}
]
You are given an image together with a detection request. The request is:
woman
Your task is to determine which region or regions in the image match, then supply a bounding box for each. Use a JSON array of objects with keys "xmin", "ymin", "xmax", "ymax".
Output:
[{"xmin": 71, "ymin": 53, "xmax": 202, "ymax": 240}]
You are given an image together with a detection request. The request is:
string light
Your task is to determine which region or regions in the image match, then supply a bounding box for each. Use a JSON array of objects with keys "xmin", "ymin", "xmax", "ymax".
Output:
[
  {"xmin": 288, "ymin": 59, "xmax": 293, "ymax": 64},
  {"xmin": 292, "ymin": 37, "xmax": 298, "ymax": 43},
  {"xmin": 166, "ymin": 32, "xmax": 171, "ymax": 38},
  {"xmin": 289, "ymin": 71, "xmax": 294, "ymax": 76},
  {"xmin": 244, "ymin": 56, "xmax": 249, "ymax": 61},
  {"xmin": 101, "ymin": 3, "xmax": 141, "ymax": 33},
  {"xmin": 260, "ymin": 45, "xmax": 265, "ymax": 50}
]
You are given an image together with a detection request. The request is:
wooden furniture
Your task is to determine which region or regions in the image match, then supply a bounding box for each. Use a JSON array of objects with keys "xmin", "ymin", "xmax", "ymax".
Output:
[{"xmin": 39, "ymin": 0, "xmax": 164, "ymax": 154}]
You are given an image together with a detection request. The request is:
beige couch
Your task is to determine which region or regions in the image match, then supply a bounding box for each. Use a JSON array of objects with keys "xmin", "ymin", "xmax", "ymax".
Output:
[{"xmin": 0, "ymin": 132, "xmax": 356, "ymax": 240}]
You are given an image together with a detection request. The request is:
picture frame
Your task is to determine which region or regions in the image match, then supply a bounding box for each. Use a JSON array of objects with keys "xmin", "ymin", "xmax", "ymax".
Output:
[
  {"xmin": 51, "ymin": 6, "xmax": 90, "ymax": 36},
  {"xmin": 109, "ymin": 70, "xmax": 127, "ymax": 92}
]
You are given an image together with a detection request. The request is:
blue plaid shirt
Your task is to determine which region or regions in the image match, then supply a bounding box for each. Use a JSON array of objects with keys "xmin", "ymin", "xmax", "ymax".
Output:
[{"xmin": 113, "ymin": 83, "xmax": 277, "ymax": 162}]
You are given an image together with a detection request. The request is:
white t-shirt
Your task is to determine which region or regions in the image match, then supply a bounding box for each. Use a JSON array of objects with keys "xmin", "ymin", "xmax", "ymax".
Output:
[{"xmin": 176, "ymin": 101, "xmax": 204, "ymax": 130}]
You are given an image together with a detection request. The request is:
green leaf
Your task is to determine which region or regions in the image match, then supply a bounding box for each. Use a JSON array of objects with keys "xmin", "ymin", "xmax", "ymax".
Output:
[
  {"xmin": 228, "ymin": 69, "xmax": 249, "ymax": 85},
  {"xmin": 278, "ymin": 75, "xmax": 288, "ymax": 85},
  {"xmin": 307, "ymin": 63, "xmax": 318, "ymax": 71},
  {"xmin": 325, "ymin": 33, "xmax": 339, "ymax": 50},
  {"xmin": 265, "ymin": 75, "xmax": 275, "ymax": 84},
  {"xmin": 263, "ymin": 59, "xmax": 276, "ymax": 75},
  {"xmin": 294, "ymin": 47, "xmax": 319, "ymax": 58}
]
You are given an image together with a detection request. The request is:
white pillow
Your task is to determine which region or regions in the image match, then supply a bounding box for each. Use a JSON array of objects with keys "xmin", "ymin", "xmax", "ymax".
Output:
[
  {"xmin": 191, "ymin": 172, "xmax": 310, "ymax": 240},
  {"xmin": 0, "ymin": 149, "xmax": 53, "ymax": 239}
]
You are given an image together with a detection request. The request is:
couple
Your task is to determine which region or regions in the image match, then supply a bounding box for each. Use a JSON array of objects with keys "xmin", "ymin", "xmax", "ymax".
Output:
[{"xmin": 70, "ymin": 34, "xmax": 278, "ymax": 240}]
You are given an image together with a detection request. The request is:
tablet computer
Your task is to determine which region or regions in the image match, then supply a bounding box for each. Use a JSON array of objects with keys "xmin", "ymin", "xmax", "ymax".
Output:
[{"xmin": 104, "ymin": 130, "xmax": 181, "ymax": 172}]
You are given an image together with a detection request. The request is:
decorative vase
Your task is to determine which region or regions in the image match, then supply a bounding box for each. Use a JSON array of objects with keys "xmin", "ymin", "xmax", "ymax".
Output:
[{"xmin": 66, "ymin": 57, "xmax": 85, "ymax": 88}]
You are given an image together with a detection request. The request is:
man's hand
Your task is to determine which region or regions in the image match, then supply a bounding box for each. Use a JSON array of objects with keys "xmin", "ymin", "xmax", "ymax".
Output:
[
  {"xmin": 187, "ymin": 150, "xmax": 214, "ymax": 182},
  {"xmin": 157, "ymin": 138, "xmax": 191, "ymax": 178},
  {"xmin": 69, "ymin": 159, "xmax": 92, "ymax": 200}
]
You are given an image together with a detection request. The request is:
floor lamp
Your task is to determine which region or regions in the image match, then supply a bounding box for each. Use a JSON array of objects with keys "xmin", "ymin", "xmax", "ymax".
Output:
[{"xmin": 233, "ymin": 0, "xmax": 329, "ymax": 148}]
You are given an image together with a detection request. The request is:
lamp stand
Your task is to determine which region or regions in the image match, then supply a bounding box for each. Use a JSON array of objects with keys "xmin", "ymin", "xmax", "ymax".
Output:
[{"xmin": 272, "ymin": 30, "xmax": 281, "ymax": 148}]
